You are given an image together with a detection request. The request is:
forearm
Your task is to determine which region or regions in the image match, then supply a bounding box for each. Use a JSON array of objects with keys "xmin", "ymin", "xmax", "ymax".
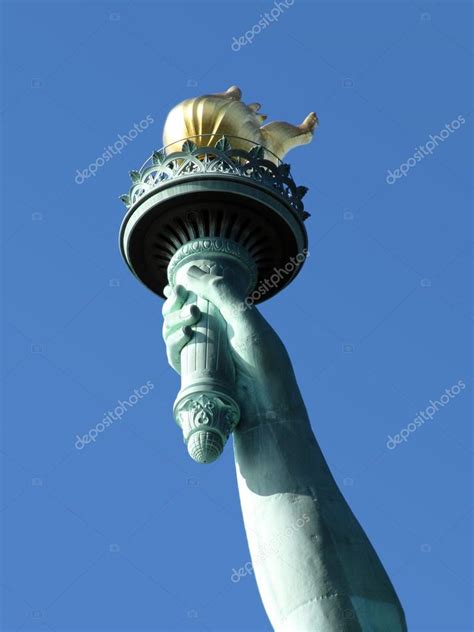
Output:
[{"xmin": 233, "ymin": 419, "xmax": 407, "ymax": 631}]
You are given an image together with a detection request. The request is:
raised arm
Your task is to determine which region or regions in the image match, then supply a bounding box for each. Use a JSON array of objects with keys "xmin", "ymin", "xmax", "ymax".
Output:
[{"xmin": 162, "ymin": 267, "xmax": 407, "ymax": 632}]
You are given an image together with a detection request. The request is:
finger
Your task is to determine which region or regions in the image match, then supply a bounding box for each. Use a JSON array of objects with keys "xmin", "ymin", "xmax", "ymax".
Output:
[
  {"xmin": 166, "ymin": 326, "xmax": 193, "ymax": 373},
  {"xmin": 187, "ymin": 265, "xmax": 207, "ymax": 280},
  {"xmin": 163, "ymin": 283, "xmax": 187, "ymax": 299},
  {"xmin": 162, "ymin": 284, "xmax": 188, "ymax": 317},
  {"xmin": 163, "ymin": 304, "xmax": 201, "ymax": 340},
  {"xmin": 186, "ymin": 266, "xmax": 229, "ymax": 307}
]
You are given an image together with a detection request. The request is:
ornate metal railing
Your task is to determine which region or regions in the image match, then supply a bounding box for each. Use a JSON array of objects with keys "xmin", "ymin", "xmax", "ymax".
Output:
[{"xmin": 120, "ymin": 135, "xmax": 310, "ymax": 220}]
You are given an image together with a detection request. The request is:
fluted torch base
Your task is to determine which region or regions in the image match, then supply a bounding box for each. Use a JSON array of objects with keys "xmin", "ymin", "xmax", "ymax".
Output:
[{"xmin": 174, "ymin": 392, "xmax": 240, "ymax": 464}]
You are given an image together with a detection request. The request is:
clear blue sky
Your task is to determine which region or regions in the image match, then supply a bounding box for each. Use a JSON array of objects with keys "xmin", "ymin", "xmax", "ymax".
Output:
[{"xmin": 2, "ymin": 1, "xmax": 472, "ymax": 631}]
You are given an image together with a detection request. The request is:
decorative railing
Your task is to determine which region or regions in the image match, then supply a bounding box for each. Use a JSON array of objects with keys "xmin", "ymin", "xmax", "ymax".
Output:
[{"xmin": 120, "ymin": 135, "xmax": 310, "ymax": 220}]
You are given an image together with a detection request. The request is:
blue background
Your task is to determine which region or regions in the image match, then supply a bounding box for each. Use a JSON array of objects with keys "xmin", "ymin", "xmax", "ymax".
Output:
[{"xmin": 1, "ymin": 1, "xmax": 472, "ymax": 630}]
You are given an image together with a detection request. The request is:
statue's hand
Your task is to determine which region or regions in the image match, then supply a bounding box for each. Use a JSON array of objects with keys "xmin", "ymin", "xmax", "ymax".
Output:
[
  {"xmin": 161, "ymin": 263, "xmax": 246, "ymax": 373},
  {"xmin": 162, "ymin": 266, "xmax": 308, "ymax": 429},
  {"xmin": 161, "ymin": 283, "xmax": 201, "ymax": 373}
]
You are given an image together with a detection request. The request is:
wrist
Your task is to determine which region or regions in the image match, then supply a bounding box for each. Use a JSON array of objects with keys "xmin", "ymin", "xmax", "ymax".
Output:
[{"xmin": 218, "ymin": 297, "xmax": 258, "ymax": 328}]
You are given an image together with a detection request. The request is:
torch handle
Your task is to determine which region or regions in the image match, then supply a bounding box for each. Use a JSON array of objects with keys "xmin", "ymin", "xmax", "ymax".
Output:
[
  {"xmin": 172, "ymin": 272, "xmax": 241, "ymax": 463},
  {"xmin": 167, "ymin": 239, "xmax": 257, "ymax": 463},
  {"xmin": 179, "ymin": 290, "xmax": 237, "ymax": 393}
]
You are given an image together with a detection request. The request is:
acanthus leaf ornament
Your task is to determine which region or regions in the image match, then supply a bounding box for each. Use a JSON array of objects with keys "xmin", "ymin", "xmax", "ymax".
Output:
[
  {"xmin": 152, "ymin": 149, "xmax": 166, "ymax": 165},
  {"xmin": 129, "ymin": 170, "xmax": 141, "ymax": 184},
  {"xmin": 278, "ymin": 163, "xmax": 291, "ymax": 177},
  {"xmin": 215, "ymin": 136, "xmax": 232, "ymax": 152},
  {"xmin": 181, "ymin": 139, "xmax": 197, "ymax": 153},
  {"xmin": 191, "ymin": 394, "xmax": 216, "ymax": 425},
  {"xmin": 248, "ymin": 144, "xmax": 265, "ymax": 160},
  {"xmin": 296, "ymin": 185, "xmax": 309, "ymax": 199}
]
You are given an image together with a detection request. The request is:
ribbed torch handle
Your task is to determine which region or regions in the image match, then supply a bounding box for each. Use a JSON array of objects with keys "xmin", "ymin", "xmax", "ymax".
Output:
[
  {"xmin": 173, "ymin": 284, "xmax": 240, "ymax": 463},
  {"xmin": 167, "ymin": 238, "xmax": 257, "ymax": 464}
]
